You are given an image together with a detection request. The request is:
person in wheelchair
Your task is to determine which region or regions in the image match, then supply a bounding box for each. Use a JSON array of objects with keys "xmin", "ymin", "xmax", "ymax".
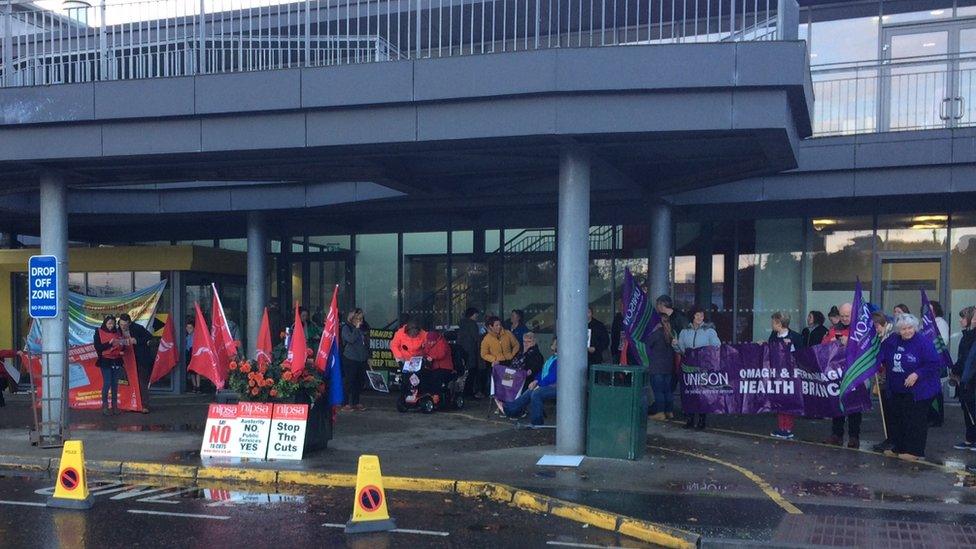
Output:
[{"xmin": 421, "ymin": 328, "xmax": 456, "ymax": 395}]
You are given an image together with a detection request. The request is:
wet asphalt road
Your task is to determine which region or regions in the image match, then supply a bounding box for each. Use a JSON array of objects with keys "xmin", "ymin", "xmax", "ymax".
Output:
[{"xmin": 0, "ymin": 471, "xmax": 653, "ymax": 549}]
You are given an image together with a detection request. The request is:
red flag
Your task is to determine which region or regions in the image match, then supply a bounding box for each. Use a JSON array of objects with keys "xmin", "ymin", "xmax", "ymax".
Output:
[
  {"xmin": 284, "ymin": 302, "xmax": 307, "ymax": 375},
  {"xmin": 188, "ymin": 302, "xmax": 226, "ymax": 390},
  {"xmin": 211, "ymin": 283, "xmax": 238, "ymax": 360},
  {"xmin": 149, "ymin": 315, "xmax": 178, "ymax": 385},
  {"xmin": 314, "ymin": 285, "xmax": 340, "ymax": 372},
  {"xmin": 256, "ymin": 307, "xmax": 273, "ymax": 367}
]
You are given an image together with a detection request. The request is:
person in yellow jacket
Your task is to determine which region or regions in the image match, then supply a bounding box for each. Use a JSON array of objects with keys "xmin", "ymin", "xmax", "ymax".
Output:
[{"xmin": 481, "ymin": 316, "xmax": 520, "ymax": 366}]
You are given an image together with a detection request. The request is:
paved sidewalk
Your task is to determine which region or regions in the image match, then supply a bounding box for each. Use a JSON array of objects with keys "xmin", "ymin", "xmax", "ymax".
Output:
[{"xmin": 2, "ymin": 391, "xmax": 975, "ymax": 546}]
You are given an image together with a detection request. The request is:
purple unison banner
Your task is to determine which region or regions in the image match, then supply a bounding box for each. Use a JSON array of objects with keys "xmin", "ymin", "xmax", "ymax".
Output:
[{"xmin": 681, "ymin": 341, "xmax": 873, "ymax": 418}]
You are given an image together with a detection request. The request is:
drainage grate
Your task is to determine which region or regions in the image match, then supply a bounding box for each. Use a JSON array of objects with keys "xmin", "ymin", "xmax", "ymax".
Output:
[{"xmin": 772, "ymin": 515, "xmax": 976, "ymax": 548}]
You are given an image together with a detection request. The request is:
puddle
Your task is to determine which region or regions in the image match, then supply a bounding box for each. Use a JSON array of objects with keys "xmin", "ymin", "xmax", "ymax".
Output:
[{"xmin": 793, "ymin": 480, "xmax": 976, "ymax": 505}]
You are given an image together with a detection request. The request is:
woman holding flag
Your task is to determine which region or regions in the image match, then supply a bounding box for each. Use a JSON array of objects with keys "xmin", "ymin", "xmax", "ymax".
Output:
[{"xmin": 878, "ymin": 314, "xmax": 942, "ymax": 461}]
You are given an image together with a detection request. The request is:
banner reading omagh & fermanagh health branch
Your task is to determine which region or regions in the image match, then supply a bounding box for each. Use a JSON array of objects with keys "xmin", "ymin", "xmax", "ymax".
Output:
[
  {"xmin": 24, "ymin": 281, "xmax": 167, "ymax": 412},
  {"xmin": 680, "ymin": 341, "xmax": 873, "ymax": 418}
]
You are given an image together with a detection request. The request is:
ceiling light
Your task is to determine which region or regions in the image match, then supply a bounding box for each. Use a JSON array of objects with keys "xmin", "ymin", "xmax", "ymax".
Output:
[
  {"xmin": 911, "ymin": 223, "xmax": 943, "ymax": 230},
  {"xmin": 812, "ymin": 219, "xmax": 837, "ymax": 231},
  {"xmin": 923, "ymin": 42, "xmax": 936, "ymax": 48},
  {"xmin": 930, "ymin": 10, "xmax": 945, "ymax": 15},
  {"xmin": 913, "ymin": 214, "xmax": 948, "ymax": 222},
  {"xmin": 810, "ymin": 53, "xmax": 819, "ymax": 58}
]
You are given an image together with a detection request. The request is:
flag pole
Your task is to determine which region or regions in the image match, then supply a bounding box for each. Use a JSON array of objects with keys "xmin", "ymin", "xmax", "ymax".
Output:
[{"xmin": 875, "ymin": 373, "xmax": 888, "ymax": 441}]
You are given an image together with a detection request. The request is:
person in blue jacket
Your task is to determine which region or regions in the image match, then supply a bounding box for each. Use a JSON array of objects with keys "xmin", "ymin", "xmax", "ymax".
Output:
[
  {"xmin": 878, "ymin": 314, "xmax": 942, "ymax": 461},
  {"xmin": 498, "ymin": 338, "xmax": 558, "ymax": 426}
]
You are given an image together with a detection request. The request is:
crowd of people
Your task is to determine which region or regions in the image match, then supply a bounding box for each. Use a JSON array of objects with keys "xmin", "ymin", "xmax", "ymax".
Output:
[
  {"xmin": 628, "ymin": 293, "xmax": 974, "ymax": 463},
  {"xmin": 82, "ymin": 285, "xmax": 975, "ymax": 465}
]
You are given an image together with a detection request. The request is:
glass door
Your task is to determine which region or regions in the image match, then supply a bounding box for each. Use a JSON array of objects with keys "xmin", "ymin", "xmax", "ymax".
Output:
[
  {"xmin": 883, "ymin": 20, "xmax": 976, "ymax": 131},
  {"xmin": 875, "ymin": 253, "xmax": 947, "ymax": 315},
  {"xmin": 882, "ymin": 25, "xmax": 951, "ymax": 131}
]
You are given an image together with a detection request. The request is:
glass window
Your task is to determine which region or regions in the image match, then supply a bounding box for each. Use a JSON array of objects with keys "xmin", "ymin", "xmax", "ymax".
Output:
[
  {"xmin": 402, "ymin": 232, "xmax": 449, "ymax": 327},
  {"xmin": 807, "ymin": 216, "xmax": 875, "ymax": 321},
  {"xmin": 356, "ymin": 234, "xmax": 399, "ymax": 329},
  {"xmin": 271, "ymin": 240, "xmax": 282, "ymax": 254},
  {"xmin": 738, "ymin": 219, "xmax": 804, "ymax": 343},
  {"xmin": 292, "ymin": 238, "xmax": 305, "ymax": 253},
  {"xmin": 176, "ymin": 240, "xmax": 215, "ymax": 247},
  {"xmin": 950, "ymin": 212, "xmax": 976, "ymax": 359},
  {"xmin": 675, "ymin": 221, "xmax": 733, "ymax": 342},
  {"xmin": 451, "ymin": 231, "xmax": 473, "ymax": 254},
  {"xmin": 877, "ymin": 213, "xmax": 948, "ymax": 251},
  {"xmin": 809, "ymin": 15, "xmax": 879, "ymax": 64},
  {"xmin": 308, "ymin": 235, "xmax": 351, "ymax": 253},
  {"xmin": 218, "ymin": 239, "xmax": 247, "ymax": 251},
  {"xmin": 485, "ymin": 230, "xmax": 501, "ymax": 253},
  {"xmin": 503, "ymin": 229, "xmax": 556, "ymax": 334},
  {"xmin": 87, "ymin": 272, "xmax": 133, "ymax": 297},
  {"xmin": 134, "ymin": 272, "xmax": 161, "ymax": 290},
  {"xmin": 291, "ymin": 262, "xmax": 303, "ymax": 309},
  {"xmin": 68, "ymin": 273, "xmax": 85, "ymax": 294}
]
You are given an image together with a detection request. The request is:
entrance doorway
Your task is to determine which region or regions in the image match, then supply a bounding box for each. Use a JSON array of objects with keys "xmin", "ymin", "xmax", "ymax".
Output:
[
  {"xmin": 290, "ymin": 253, "xmax": 354, "ymax": 317},
  {"xmin": 874, "ymin": 252, "xmax": 947, "ymax": 314}
]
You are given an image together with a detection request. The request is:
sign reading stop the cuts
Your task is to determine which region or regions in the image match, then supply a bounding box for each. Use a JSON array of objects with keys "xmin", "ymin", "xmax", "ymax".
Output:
[
  {"xmin": 28, "ymin": 255, "xmax": 59, "ymax": 319},
  {"xmin": 266, "ymin": 403, "xmax": 308, "ymax": 460},
  {"xmin": 236, "ymin": 401, "xmax": 273, "ymax": 459},
  {"xmin": 201, "ymin": 403, "xmax": 240, "ymax": 459}
]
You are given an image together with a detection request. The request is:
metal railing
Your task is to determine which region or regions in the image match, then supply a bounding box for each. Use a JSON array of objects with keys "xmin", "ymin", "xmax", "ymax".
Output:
[
  {"xmin": 812, "ymin": 53, "xmax": 976, "ymax": 137},
  {"xmin": 1, "ymin": 0, "xmax": 787, "ymax": 88}
]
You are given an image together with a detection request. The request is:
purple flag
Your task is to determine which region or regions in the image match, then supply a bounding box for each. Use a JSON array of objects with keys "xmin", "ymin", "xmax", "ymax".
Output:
[
  {"xmin": 920, "ymin": 289, "xmax": 953, "ymax": 371},
  {"xmin": 621, "ymin": 268, "xmax": 661, "ymax": 366},
  {"xmin": 838, "ymin": 279, "xmax": 881, "ymax": 411}
]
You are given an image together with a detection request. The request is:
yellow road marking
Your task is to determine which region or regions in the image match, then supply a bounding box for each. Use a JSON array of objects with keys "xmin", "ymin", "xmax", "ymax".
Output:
[
  {"xmin": 648, "ymin": 444, "xmax": 803, "ymax": 515},
  {"xmin": 665, "ymin": 420, "xmax": 963, "ymax": 475}
]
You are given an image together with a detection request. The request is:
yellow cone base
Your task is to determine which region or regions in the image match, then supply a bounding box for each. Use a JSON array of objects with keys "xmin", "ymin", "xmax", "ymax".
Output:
[
  {"xmin": 345, "ymin": 517, "xmax": 397, "ymax": 534},
  {"xmin": 47, "ymin": 494, "xmax": 93, "ymax": 510}
]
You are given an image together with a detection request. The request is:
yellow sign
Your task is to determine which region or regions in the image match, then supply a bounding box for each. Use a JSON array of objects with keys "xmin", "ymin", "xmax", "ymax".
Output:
[
  {"xmin": 48, "ymin": 440, "xmax": 94, "ymax": 509},
  {"xmin": 345, "ymin": 455, "xmax": 397, "ymax": 534}
]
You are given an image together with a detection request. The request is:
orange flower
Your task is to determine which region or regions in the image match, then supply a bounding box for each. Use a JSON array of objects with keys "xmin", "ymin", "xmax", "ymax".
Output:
[
  {"xmin": 282, "ymin": 371, "xmax": 293, "ymax": 381},
  {"xmin": 229, "ymin": 362, "xmax": 238, "ymax": 371},
  {"xmin": 241, "ymin": 364, "xmax": 251, "ymax": 374},
  {"xmin": 248, "ymin": 379, "xmax": 256, "ymax": 387},
  {"xmin": 270, "ymin": 389, "xmax": 278, "ymax": 398},
  {"xmin": 250, "ymin": 387, "xmax": 259, "ymax": 396}
]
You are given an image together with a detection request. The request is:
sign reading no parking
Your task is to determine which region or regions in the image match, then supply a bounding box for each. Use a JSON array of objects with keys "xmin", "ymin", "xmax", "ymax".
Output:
[{"xmin": 28, "ymin": 255, "xmax": 59, "ymax": 319}]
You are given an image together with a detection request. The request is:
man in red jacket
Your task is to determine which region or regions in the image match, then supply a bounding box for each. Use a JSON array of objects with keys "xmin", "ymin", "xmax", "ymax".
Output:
[{"xmin": 824, "ymin": 303, "xmax": 860, "ymax": 448}]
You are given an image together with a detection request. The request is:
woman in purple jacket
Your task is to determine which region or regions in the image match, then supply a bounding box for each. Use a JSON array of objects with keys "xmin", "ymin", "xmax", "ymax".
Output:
[{"xmin": 878, "ymin": 314, "xmax": 942, "ymax": 461}]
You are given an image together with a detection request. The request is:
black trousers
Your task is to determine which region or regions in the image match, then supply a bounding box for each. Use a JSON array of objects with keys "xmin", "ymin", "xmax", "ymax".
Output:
[
  {"xmin": 890, "ymin": 392, "xmax": 933, "ymax": 457},
  {"xmin": 960, "ymin": 383, "xmax": 976, "ymax": 443},
  {"xmin": 831, "ymin": 412, "xmax": 862, "ymax": 438},
  {"xmin": 342, "ymin": 359, "xmax": 367, "ymax": 406}
]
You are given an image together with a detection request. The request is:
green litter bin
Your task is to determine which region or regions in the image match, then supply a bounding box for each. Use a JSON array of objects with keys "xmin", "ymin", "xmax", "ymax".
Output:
[{"xmin": 586, "ymin": 363, "xmax": 648, "ymax": 460}]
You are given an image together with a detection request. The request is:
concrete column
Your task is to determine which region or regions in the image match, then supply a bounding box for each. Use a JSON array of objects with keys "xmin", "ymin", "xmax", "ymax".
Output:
[
  {"xmin": 647, "ymin": 201, "xmax": 672, "ymax": 302},
  {"xmin": 555, "ymin": 146, "xmax": 590, "ymax": 456},
  {"xmin": 246, "ymin": 212, "xmax": 268, "ymax": 359},
  {"xmin": 39, "ymin": 172, "xmax": 68, "ymax": 438}
]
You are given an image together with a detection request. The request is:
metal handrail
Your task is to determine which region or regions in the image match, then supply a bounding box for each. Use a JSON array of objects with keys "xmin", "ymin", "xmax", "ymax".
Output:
[
  {"xmin": 811, "ymin": 52, "xmax": 976, "ymax": 137},
  {"xmin": 2, "ymin": 0, "xmax": 787, "ymax": 88}
]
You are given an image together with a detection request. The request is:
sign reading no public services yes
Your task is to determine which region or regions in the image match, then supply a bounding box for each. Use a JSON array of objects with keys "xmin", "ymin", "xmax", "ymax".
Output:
[
  {"xmin": 236, "ymin": 401, "xmax": 273, "ymax": 459},
  {"xmin": 267, "ymin": 403, "xmax": 308, "ymax": 460},
  {"xmin": 201, "ymin": 404, "xmax": 240, "ymax": 459},
  {"xmin": 28, "ymin": 255, "xmax": 59, "ymax": 319}
]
